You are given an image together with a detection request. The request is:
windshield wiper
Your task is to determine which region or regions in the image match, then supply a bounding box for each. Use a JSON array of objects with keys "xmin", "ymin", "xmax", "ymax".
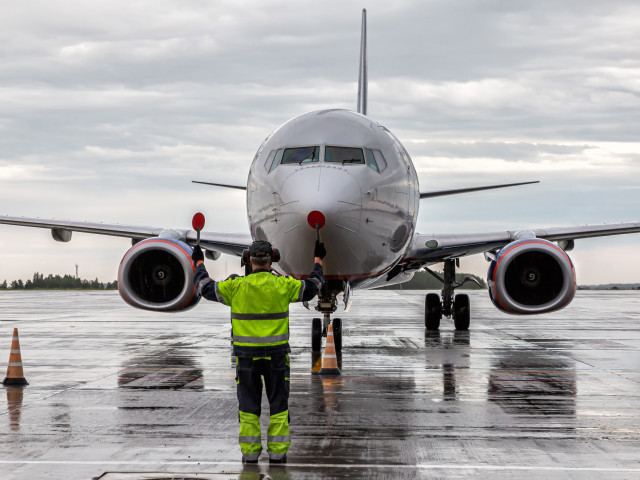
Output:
[{"xmin": 299, "ymin": 148, "xmax": 317, "ymax": 164}]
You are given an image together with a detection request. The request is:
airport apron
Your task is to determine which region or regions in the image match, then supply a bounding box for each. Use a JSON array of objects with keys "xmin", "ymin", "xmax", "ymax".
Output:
[{"xmin": 217, "ymin": 271, "xmax": 301, "ymax": 460}]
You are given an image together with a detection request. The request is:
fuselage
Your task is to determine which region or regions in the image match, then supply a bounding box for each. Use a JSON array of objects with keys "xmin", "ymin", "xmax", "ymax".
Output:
[{"xmin": 247, "ymin": 109, "xmax": 419, "ymax": 288}]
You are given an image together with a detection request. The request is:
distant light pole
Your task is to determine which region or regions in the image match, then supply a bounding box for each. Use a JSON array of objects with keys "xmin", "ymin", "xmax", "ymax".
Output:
[{"xmin": 75, "ymin": 264, "xmax": 79, "ymax": 279}]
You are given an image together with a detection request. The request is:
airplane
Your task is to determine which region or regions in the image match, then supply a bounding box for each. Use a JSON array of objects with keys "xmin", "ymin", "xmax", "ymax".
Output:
[{"xmin": 1, "ymin": 10, "xmax": 640, "ymax": 363}]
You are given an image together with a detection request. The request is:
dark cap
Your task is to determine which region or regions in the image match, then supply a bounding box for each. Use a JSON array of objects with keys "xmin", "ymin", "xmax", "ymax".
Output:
[{"xmin": 248, "ymin": 240, "xmax": 273, "ymax": 258}]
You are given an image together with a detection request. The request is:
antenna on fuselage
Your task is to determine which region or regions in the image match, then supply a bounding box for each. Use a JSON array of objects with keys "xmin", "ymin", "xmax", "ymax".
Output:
[{"xmin": 357, "ymin": 8, "xmax": 368, "ymax": 116}]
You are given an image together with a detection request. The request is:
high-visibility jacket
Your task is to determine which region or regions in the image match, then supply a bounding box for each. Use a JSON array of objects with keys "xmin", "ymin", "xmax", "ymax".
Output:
[
  {"xmin": 195, "ymin": 263, "xmax": 324, "ymax": 357},
  {"xmin": 218, "ymin": 271, "xmax": 301, "ymax": 349}
]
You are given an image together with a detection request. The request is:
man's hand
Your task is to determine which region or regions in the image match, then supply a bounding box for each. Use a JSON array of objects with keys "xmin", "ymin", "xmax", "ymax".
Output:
[
  {"xmin": 192, "ymin": 245, "xmax": 204, "ymax": 264},
  {"xmin": 314, "ymin": 241, "xmax": 326, "ymax": 259}
]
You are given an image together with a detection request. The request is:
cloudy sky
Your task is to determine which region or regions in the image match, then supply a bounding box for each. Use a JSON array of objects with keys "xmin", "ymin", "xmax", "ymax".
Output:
[{"xmin": 1, "ymin": 0, "xmax": 639, "ymax": 285}]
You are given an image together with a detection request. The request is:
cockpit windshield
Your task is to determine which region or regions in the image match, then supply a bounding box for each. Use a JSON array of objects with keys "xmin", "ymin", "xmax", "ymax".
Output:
[
  {"xmin": 325, "ymin": 146, "xmax": 365, "ymax": 164},
  {"xmin": 281, "ymin": 146, "xmax": 319, "ymax": 164},
  {"xmin": 266, "ymin": 145, "xmax": 386, "ymax": 173}
]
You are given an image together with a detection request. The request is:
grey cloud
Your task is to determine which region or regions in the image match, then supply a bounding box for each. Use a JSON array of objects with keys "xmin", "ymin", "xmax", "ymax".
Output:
[
  {"xmin": 407, "ymin": 141, "xmax": 593, "ymax": 162},
  {"xmin": 0, "ymin": 0, "xmax": 639, "ymax": 283}
]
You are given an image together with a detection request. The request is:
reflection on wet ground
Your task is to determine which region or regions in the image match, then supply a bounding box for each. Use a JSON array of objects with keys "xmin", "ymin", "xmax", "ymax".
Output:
[
  {"xmin": 5, "ymin": 387, "xmax": 24, "ymax": 432},
  {"xmin": 425, "ymin": 330, "xmax": 470, "ymax": 402},
  {"xmin": 0, "ymin": 290, "xmax": 639, "ymax": 479},
  {"xmin": 488, "ymin": 350, "xmax": 577, "ymax": 419},
  {"xmin": 118, "ymin": 350, "xmax": 204, "ymax": 390}
]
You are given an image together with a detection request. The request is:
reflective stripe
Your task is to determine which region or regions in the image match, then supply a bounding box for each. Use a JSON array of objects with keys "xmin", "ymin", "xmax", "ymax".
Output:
[
  {"xmin": 231, "ymin": 311, "xmax": 289, "ymax": 320},
  {"xmin": 214, "ymin": 283, "xmax": 226, "ymax": 305},
  {"xmin": 242, "ymin": 453, "xmax": 261, "ymax": 461},
  {"xmin": 297, "ymin": 282, "xmax": 306, "ymax": 301},
  {"xmin": 198, "ymin": 277, "xmax": 213, "ymax": 295},
  {"xmin": 10, "ymin": 350, "xmax": 21, "ymax": 354},
  {"xmin": 233, "ymin": 333, "xmax": 289, "ymax": 344},
  {"xmin": 268, "ymin": 453, "xmax": 287, "ymax": 460},
  {"xmin": 267, "ymin": 435, "xmax": 290, "ymax": 443},
  {"xmin": 239, "ymin": 435, "xmax": 261, "ymax": 444},
  {"xmin": 8, "ymin": 363, "xmax": 23, "ymax": 367},
  {"xmin": 308, "ymin": 277, "xmax": 321, "ymax": 290}
]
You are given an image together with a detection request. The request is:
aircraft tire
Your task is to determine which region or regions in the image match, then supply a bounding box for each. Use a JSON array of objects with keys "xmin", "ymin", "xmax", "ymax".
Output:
[
  {"xmin": 453, "ymin": 294, "xmax": 470, "ymax": 331},
  {"xmin": 333, "ymin": 317, "xmax": 342, "ymax": 353},
  {"xmin": 425, "ymin": 293, "xmax": 442, "ymax": 330},
  {"xmin": 312, "ymin": 317, "xmax": 322, "ymax": 352}
]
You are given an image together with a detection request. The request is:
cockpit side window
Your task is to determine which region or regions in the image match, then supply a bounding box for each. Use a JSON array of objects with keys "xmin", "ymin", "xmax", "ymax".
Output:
[
  {"xmin": 281, "ymin": 146, "xmax": 319, "ymax": 164},
  {"xmin": 269, "ymin": 149, "xmax": 283, "ymax": 172},
  {"xmin": 372, "ymin": 150, "xmax": 387, "ymax": 172},
  {"xmin": 325, "ymin": 146, "xmax": 365, "ymax": 164},
  {"xmin": 364, "ymin": 149, "xmax": 379, "ymax": 173},
  {"xmin": 264, "ymin": 150, "xmax": 277, "ymax": 172}
]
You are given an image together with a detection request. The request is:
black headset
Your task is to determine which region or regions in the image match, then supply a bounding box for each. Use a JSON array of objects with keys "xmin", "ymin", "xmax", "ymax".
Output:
[{"xmin": 242, "ymin": 240, "xmax": 281, "ymax": 265}]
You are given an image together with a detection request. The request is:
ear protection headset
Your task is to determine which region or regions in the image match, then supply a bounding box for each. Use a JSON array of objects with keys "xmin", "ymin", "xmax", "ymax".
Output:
[{"xmin": 242, "ymin": 240, "xmax": 281, "ymax": 265}]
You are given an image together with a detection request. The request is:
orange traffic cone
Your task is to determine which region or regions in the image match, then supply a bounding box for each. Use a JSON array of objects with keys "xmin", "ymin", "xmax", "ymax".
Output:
[
  {"xmin": 319, "ymin": 323, "xmax": 341, "ymax": 375},
  {"xmin": 2, "ymin": 328, "xmax": 28, "ymax": 386}
]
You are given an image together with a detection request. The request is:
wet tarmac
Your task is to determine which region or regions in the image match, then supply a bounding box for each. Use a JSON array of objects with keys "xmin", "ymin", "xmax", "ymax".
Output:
[{"xmin": 0, "ymin": 289, "xmax": 639, "ymax": 479}]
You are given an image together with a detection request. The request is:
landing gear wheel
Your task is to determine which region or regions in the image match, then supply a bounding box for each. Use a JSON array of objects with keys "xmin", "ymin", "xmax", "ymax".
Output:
[
  {"xmin": 453, "ymin": 294, "xmax": 470, "ymax": 331},
  {"xmin": 312, "ymin": 317, "xmax": 322, "ymax": 352},
  {"xmin": 425, "ymin": 293, "xmax": 442, "ymax": 330},
  {"xmin": 332, "ymin": 318, "xmax": 342, "ymax": 353}
]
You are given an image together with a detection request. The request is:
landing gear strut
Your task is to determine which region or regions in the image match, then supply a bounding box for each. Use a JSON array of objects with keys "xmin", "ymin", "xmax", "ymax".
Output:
[{"xmin": 424, "ymin": 259, "xmax": 476, "ymax": 331}]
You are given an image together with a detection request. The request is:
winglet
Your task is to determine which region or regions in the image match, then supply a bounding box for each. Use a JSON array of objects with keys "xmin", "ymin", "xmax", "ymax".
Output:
[{"xmin": 357, "ymin": 8, "xmax": 368, "ymax": 115}]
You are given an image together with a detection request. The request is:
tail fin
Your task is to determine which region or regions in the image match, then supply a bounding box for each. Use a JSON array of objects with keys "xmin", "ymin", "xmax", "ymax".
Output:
[{"xmin": 357, "ymin": 9, "xmax": 368, "ymax": 115}]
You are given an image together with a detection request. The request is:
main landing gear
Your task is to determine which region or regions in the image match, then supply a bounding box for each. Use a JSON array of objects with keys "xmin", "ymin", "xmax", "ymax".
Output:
[
  {"xmin": 311, "ymin": 280, "xmax": 343, "ymax": 357},
  {"xmin": 425, "ymin": 259, "xmax": 478, "ymax": 331}
]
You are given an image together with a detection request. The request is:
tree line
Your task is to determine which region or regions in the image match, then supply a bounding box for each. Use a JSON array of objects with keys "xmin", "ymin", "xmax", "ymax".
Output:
[{"xmin": 0, "ymin": 273, "xmax": 117, "ymax": 290}]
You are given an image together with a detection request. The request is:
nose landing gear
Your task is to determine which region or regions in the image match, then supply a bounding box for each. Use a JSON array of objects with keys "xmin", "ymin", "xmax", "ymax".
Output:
[
  {"xmin": 311, "ymin": 281, "xmax": 344, "ymax": 372},
  {"xmin": 311, "ymin": 314, "xmax": 343, "ymax": 354}
]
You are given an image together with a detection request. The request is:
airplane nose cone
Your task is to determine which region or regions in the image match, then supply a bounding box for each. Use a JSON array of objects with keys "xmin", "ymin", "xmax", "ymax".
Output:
[
  {"xmin": 276, "ymin": 166, "xmax": 363, "ymax": 276},
  {"xmin": 279, "ymin": 165, "xmax": 362, "ymax": 233}
]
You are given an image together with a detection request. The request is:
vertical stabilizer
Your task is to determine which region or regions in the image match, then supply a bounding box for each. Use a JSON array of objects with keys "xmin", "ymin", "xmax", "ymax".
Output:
[{"xmin": 357, "ymin": 9, "xmax": 368, "ymax": 115}]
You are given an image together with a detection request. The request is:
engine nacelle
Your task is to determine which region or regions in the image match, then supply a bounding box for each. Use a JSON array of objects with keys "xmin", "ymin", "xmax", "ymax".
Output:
[
  {"xmin": 488, "ymin": 239, "xmax": 576, "ymax": 314},
  {"xmin": 118, "ymin": 238, "xmax": 201, "ymax": 312}
]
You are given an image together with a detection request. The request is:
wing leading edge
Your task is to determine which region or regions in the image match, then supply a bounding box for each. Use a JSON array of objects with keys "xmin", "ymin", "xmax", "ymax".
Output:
[
  {"xmin": 403, "ymin": 221, "xmax": 640, "ymax": 266},
  {"xmin": 420, "ymin": 181, "xmax": 539, "ymax": 199},
  {"xmin": 0, "ymin": 215, "xmax": 252, "ymax": 257}
]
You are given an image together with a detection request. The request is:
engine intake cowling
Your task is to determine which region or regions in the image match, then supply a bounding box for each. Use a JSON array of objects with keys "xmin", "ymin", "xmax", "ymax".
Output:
[
  {"xmin": 488, "ymin": 239, "xmax": 575, "ymax": 314},
  {"xmin": 118, "ymin": 238, "xmax": 200, "ymax": 312}
]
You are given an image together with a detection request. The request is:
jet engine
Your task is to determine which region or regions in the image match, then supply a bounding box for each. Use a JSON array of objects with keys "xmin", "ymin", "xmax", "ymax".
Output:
[
  {"xmin": 118, "ymin": 238, "xmax": 200, "ymax": 312},
  {"xmin": 488, "ymin": 238, "xmax": 575, "ymax": 314}
]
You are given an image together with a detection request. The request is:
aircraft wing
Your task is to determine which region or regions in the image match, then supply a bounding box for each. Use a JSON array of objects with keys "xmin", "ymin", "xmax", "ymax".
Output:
[
  {"xmin": 0, "ymin": 215, "xmax": 252, "ymax": 257},
  {"xmin": 403, "ymin": 221, "xmax": 640, "ymax": 266}
]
